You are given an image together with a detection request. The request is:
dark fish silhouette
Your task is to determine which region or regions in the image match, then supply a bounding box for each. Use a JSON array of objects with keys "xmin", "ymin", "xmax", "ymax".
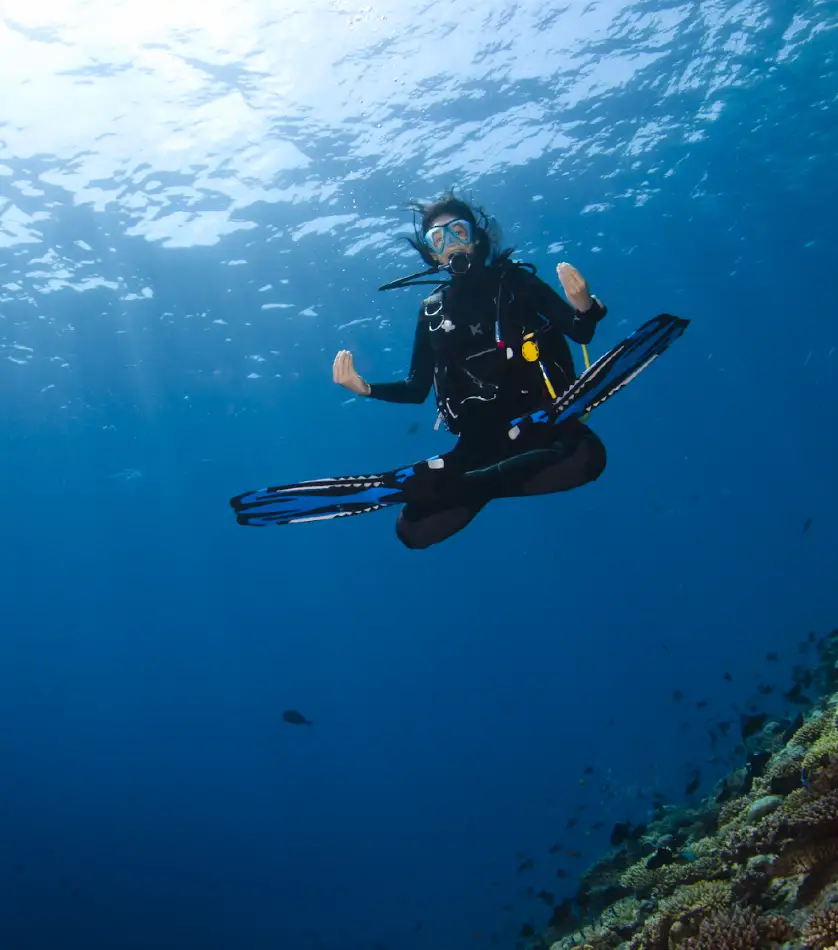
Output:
[
  {"xmin": 555, "ymin": 869, "xmax": 567, "ymax": 878},
  {"xmin": 610, "ymin": 822, "xmax": 631, "ymax": 846},
  {"xmin": 723, "ymin": 672, "xmax": 733, "ymax": 681},
  {"xmin": 756, "ymin": 683, "xmax": 774, "ymax": 695},
  {"xmin": 282, "ymin": 709, "xmax": 313, "ymax": 726},
  {"xmin": 566, "ymin": 817, "xmax": 578, "ymax": 829},
  {"xmin": 740, "ymin": 712, "xmax": 767, "ymax": 739},
  {"xmin": 673, "ymin": 689, "xmax": 684, "ymax": 701},
  {"xmin": 802, "ymin": 517, "xmax": 812, "ymax": 533},
  {"xmin": 548, "ymin": 842, "xmax": 563, "ymax": 855},
  {"xmin": 549, "ymin": 898, "xmax": 575, "ymax": 927},
  {"xmin": 519, "ymin": 923, "xmax": 535, "ymax": 938},
  {"xmin": 765, "ymin": 652, "xmax": 779, "ymax": 662},
  {"xmin": 646, "ymin": 847, "xmax": 675, "ymax": 870},
  {"xmin": 685, "ymin": 768, "xmax": 701, "ymax": 795},
  {"xmin": 747, "ymin": 750, "xmax": 772, "ymax": 780},
  {"xmin": 407, "ymin": 422, "xmax": 420, "ymax": 435},
  {"xmin": 517, "ymin": 858, "xmax": 534, "ymax": 873},
  {"xmin": 784, "ymin": 682, "xmax": 811, "ymax": 705},
  {"xmin": 583, "ymin": 766, "xmax": 595, "ymax": 775},
  {"xmin": 536, "ymin": 889, "xmax": 554, "ymax": 905},
  {"xmin": 695, "ymin": 699, "xmax": 708, "ymax": 708},
  {"xmin": 717, "ymin": 720, "xmax": 732, "ymax": 736}
]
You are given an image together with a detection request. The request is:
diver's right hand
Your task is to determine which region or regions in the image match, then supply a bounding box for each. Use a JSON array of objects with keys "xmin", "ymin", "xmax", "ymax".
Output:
[{"xmin": 332, "ymin": 350, "xmax": 371, "ymax": 396}]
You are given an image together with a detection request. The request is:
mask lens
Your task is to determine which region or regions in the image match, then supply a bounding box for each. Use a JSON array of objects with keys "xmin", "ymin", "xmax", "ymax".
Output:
[
  {"xmin": 426, "ymin": 226, "xmax": 446, "ymax": 251},
  {"xmin": 424, "ymin": 218, "xmax": 473, "ymax": 253},
  {"xmin": 448, "ymin": 219, "xmax": 472, "ymax": 242}
]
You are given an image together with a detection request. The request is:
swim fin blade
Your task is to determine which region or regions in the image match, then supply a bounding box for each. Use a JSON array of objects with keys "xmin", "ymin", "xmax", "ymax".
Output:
[
  {"xmin": 509, "ymin": 313, "xmax": 689, "ymax": 439},
  {"xmin": 230, "ymin": 473, "xmax": 409, "ymax": 527}
]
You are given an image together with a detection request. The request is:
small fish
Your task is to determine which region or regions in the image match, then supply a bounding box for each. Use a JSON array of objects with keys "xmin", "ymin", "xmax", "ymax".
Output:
[
  {"xmin": 567, "ymin": 849, "xmax": 581, "ymax": 858},
  {"xmin": 756, "ymin": 683, "xmax": 774, "ymax": 695},
  {"xmin": 583, "ymin": 766, "xmax": 595, "ymax": 775},
  {"xmin": 548, "ymin": 842, "xmax": 563, "ymax": 854},
  {"xmin": 555, "ymin": 869, "xmax": 567, "ymax": 878},
  {"xmin": 590, "ymin": 821, "xmax": 605, "ymax": 830},
  {"xmin": 407, "ymin": 422, "xmax": 420, "ymax": 435},
  {"xmin": 517, "ymin": 858, "xmax": 534, "ymax": 873},
  {"xmin": 566, "ymin": 817, "xmax": 578, "ymax": 829},
  {"xmin": 723, "ymin": 672, "xmax": 733, "ymax": 682},
  {"xmin": 282, "ymin": 709, "xmax": 313, "ymax": 726},
  {"xmin": 695, "ymin": 699, "xmax": 708, "ymax": 708},
  {"xmin": 518, "ymin": 924, "xmax": 535, "ymax": 938},
  {"xmin": 717, "ymin": 720, "xmax": 732, "ymax": 736},
  {"xmin": 802, "ymin": 517, "xmax": 813, "ymax": 533},
  {"xmin": 673, "ymin": 689, "xmax": 684, "ymax": 701},
  {"xmin": 765, "ymin": 652, "xmax": 779, "ymax": 662},
  {"xmin": 536, "ymin": 889, "xmax": 554, "ymax": 905}
]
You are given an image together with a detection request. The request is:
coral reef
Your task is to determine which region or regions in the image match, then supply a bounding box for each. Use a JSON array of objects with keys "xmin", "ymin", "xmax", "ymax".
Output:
[{"xmin": 539, "ymin": 628, "xmax": 838, "ymax": 950}]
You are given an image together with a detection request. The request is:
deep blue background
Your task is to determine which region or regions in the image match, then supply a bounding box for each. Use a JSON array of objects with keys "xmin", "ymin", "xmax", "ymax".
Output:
[{"xmin": 1, "ymin": 1, "xmax": 836, "ymax": 948}]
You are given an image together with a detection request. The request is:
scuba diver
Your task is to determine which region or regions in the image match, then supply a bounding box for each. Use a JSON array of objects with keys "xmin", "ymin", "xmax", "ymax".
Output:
[{"xmin": 230, "ymin": 194, "xmax": 689, "ymax": 547}]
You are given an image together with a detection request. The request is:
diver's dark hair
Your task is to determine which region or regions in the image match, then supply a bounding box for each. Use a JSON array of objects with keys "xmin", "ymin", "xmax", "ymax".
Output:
[{"xmin": 404, "ymin": 190, "xmax": 514, "ymax": 267}]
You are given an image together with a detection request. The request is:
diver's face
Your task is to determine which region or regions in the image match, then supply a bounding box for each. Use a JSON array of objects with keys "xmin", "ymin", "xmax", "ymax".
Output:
[{"xmin": 425, "ymin": 214, "xmax": 475, "ymax": 266}]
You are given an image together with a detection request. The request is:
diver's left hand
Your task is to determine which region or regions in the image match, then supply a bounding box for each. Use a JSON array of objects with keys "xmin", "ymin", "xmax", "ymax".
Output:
[{"xmin": 557, "ymin": 262, "xmax": 594, "ymax": 312}]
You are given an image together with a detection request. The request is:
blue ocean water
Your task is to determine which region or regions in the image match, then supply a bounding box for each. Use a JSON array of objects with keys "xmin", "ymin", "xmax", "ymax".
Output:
[{"xmin": 0, "ymin": 1, "xmax": 836, "ymax": 948}]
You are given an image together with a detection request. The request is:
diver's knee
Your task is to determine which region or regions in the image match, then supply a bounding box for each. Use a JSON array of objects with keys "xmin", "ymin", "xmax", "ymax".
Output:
[{"xmin": 395, "ymin": 512, "xmax": 432, "ymax": 550}]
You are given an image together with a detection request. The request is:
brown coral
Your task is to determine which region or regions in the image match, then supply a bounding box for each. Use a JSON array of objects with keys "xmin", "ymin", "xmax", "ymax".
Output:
[
  {"xmin": 802, "ymin": 907, "xmax": 838, "ymax": 949},
  {"xmin": 679, "ymin": 908, "xmax": 793, "ymax": 949},
  {"xmin": 627, "ymin": 913, "xmax": 670, "ymax": 950},
  {"xmin": 788, "ymin": 788, "xmax": 838, "ymax": 836},
  {"xmin": 773, "ymin": 838, "xmax": 838, "ymax": 877}
]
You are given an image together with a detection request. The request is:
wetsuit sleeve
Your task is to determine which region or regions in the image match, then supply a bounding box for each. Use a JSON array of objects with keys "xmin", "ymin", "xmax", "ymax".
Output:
[
  {"xmin": 522, "ymin": 272, "xmax": 608, "ymax": 345},
  {"xmin": 366, "ymin": 311, "xmax": 434, "ymax": 405}
]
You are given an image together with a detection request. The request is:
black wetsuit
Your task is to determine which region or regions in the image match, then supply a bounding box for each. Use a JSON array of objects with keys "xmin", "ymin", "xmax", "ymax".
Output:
[{"xmin": 367, "ymin": 259, "xmax": 608, "ymax": 549}]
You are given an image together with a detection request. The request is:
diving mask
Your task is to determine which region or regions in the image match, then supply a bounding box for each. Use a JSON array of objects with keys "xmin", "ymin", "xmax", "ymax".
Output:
[{"xmin": 423, "ymin": 217, "xmax": 474, "ymax": 254}]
